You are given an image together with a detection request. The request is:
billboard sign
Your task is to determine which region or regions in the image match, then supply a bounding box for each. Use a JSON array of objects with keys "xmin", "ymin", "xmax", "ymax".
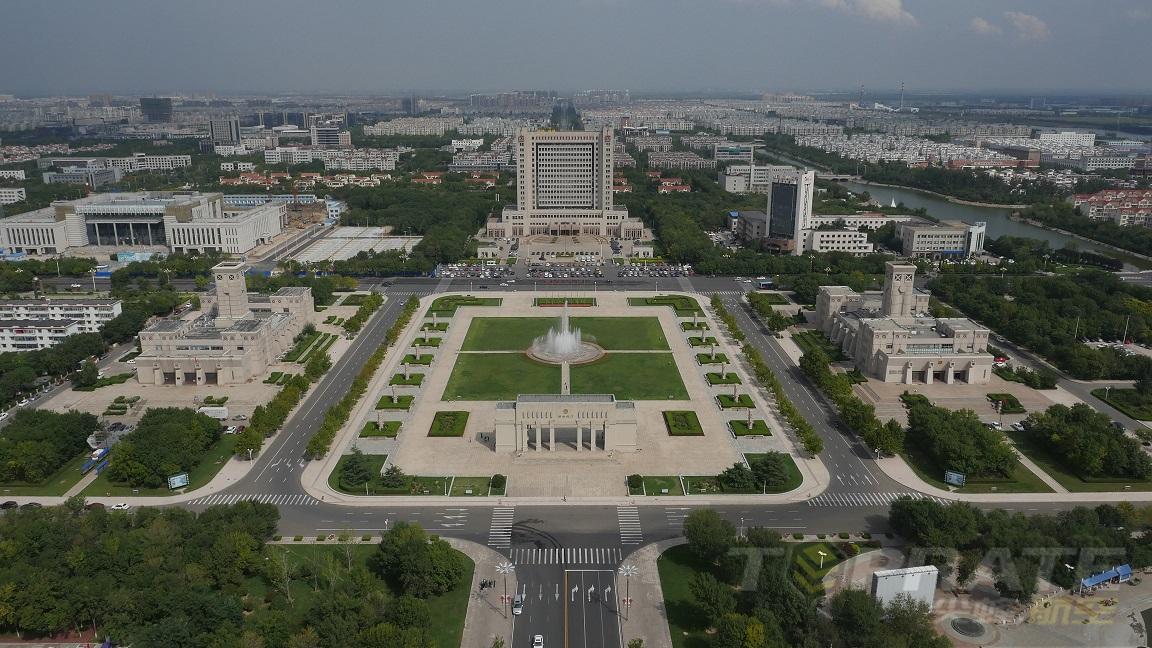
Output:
[
  {"xmin": 944, "ymin": 471, "xmax": 966, "ymax": 487},
  {"xmin": 167, "ymin": 473, "xmax": 190, "ymax": 490}
]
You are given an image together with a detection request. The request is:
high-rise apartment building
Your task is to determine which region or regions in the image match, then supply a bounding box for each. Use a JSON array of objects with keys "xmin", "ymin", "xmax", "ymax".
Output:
[
  {"xmin": 765, "ymin": 169, "xmax": 815, "ymax": 255},
  {"xmin": 484, "ymin": 127, "xmax": 644, "ymax": 240},
  {"xmin": 138, "ymin": 97, "xmax": 173, "ymax": 123}
]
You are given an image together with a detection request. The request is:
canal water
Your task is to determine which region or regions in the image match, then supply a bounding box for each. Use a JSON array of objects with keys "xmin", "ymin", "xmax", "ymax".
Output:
[{"xmin": 838, "ymin": 180, "xmax": 1125, "ymax": 259}]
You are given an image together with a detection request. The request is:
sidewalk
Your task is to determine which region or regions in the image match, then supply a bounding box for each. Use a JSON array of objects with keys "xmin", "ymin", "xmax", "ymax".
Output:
[
  {"xmin": 446, "ymin": 537, "xmax": 518, "ymax": 648},
  {"xmin": 618, "ymin": 539, "xmax": 682, "ymax": 648}
]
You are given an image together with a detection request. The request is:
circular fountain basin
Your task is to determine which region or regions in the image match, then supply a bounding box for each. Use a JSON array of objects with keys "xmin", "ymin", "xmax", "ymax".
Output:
[{"xmin": 526, "ymin": 340, "xmax": 605, "ymax": 365}]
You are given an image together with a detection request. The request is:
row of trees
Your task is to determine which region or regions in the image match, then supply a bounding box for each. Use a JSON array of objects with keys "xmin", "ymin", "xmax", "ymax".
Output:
[
  {"xmin": 746, "ymin": 292, "xmax": 796, "ymax": 331},
  {"xmin": 343, "ymin": 292, "xmax": 384, "ymax": 334},
  {"xmin": 799, "ymin": 348, "xmax": 905, "ymax": 456},
  {"xmin": 717, "ymin": 452, "xmax": 793, "ymax": 493},
  {"xmin": 0, "ymin": 409, "xmax": 99, "ymax": 483},
  {"xmin": 1021, "ymin": 201, "xmax": 1152, "ymax": 259},
  {"xmin": 927, "ymin": 271, "xmax": 1152, "ymax": 380},
  {"xmin": 889, "ymin": 498, "xmax": 1152, "ymax": 601},
  {"xmin": 1023, "ymin": 403, "xmax": 1152, "ymax": 480},
  {"xmin": 903, "ymin": 394, "xmax": 1017, "ymax": 478},
  {"xmin": 103, "ymin": 407, "xmax": 222, "ymax": 488},
  {"xmin": 679, "ymin": 509, "xmax": 949, "ymax": 648},
  {"xmin": 234, "ymin": 374, "xmax": 313, "ymax": 458},
  {"xmin": 709, "ymin": 296, "xmax": 822, "ymax": 454}
]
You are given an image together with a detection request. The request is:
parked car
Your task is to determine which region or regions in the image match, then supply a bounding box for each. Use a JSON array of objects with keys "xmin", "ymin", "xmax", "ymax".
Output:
[
  {"xmin": 126, "ymin": 359, "xmax": 136, "ymax": 364},
  {"xmin": 110, "ymin": 503, "xmax": 131, "ymax": 511},
  {"xmin": 16, "ymin": 399, "xmax": 28, "ymax": 407},
  {"xmin": 0, "ymin": 412, "xmax": 8, "ymax": 421},
  {"xmin": 70, "ymin": 283, "xmax": 82, "ymax": 289},
  {"xmin": 223, "ymin": 426, "xmax": 238, "ymax": 435},
  {"xmin": 233, "ymin": 414, "xmax": 248, "ymax": 421}
]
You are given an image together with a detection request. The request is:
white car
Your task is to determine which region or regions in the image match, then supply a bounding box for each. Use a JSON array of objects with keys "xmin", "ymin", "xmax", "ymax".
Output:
[
  {"xmin": 0, "ymin": 412, "xmax": 8, "ymax": 421},
  {"xmin": 16, "ymin": 399, "xmax": 28, "ymax": 407},
  {"xmin": 125, "ymin": 359, "xmax": 136, "ymax": 364},
  {"xmin": 223, "ymin": 426, "xmax": 238, "ymax": 435},
  {"xmin": 533, "ymin": 636, "xmax": 544, "ymax": 648},
  {"xmin": 110, "ymin": 503, "xmax": 131, "ymax": 511},
  {"xmin": 512, "ymin": 594, "xmax": 524, "ymax": 615},
  {"xmin": 233, "ymin": 414, "xmax": 248, "ymax": 421},
  {"xmin": 70, "ymin": 283, "xmax": 82, "ymax": 289}
]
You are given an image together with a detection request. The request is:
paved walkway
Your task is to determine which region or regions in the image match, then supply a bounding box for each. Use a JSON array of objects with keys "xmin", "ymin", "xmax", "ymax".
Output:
[
  {"xmin": 1007, "ymin": 443, "xmax": 1069, "ymax": 493},
  {"xmin": 618, "ymin": 539, "xmax": 681, "ymax": 648},
  {"xmin": 447, "ymin": 537, "xmax": 518, "ymax": 648}
]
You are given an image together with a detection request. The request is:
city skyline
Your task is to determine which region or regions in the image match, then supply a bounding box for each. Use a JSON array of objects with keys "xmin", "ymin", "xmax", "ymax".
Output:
[{"xmin": 2, "ymin": 0, "xmax": 1151, "ymax": 96}]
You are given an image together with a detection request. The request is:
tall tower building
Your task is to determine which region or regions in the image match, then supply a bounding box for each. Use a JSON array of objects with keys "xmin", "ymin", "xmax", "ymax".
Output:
[
  {"xmin": 515, "ymin": 127, "xmax": 613, "ymax": 213},
  {"xmin": 138, "ymin": 97, "xmax": 173, "ymax": 123},
  {"xmin": 212, "ymin": 260, "xmax": 251, "ymax": 327},
  {"xmin": 765, "ymin": 168, "xmax": 815, "ymax": 255},
  {"xmin": 881, "ymin": 262, "xmax": 918, "ymax": 317},
  {"xmin": 209, "ymin": 117, "xmax": 241, "ymax": 144}
]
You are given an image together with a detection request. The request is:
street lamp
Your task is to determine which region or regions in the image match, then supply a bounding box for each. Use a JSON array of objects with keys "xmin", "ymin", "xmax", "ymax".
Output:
[
  {"xmin": 496, "ymin": 562, "xmax": 515, "ymax": 619},
  {"xmin": 618, "ymin": 564, "xmax": 638, "ymax": 621},
  {"xmin": 817, "ymin": 550, "xmax": 828, "ymax": 569}
]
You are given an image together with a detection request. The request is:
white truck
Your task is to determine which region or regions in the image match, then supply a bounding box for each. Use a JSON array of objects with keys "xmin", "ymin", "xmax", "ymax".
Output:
[{"xmin": 196, "ymin": 406, "xmax": 229, "ymax": 420}]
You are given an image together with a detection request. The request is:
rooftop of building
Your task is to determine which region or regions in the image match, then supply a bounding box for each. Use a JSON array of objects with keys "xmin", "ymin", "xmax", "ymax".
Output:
[
  {"xmin": 0, "ymin": 298, "xmax": 121, "ymax": 306},
  {"xmin": 0, "ymin": 318, "xmax": 80, "ymax": 328},
  {"xmin": 56, "ymin": 191, "xmax": 220, "ymax": 209}
]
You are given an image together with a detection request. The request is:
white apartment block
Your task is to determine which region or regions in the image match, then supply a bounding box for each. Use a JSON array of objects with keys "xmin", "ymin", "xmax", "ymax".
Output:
[
  {"xmin": 364, "ymin": 117, "xmax": 463, "ymax": 136},
  {"xmin": 36, "ymin": 154, "xmax": 191, "ymax": 173},
  {"xmin": 0, "ymin": 187, "xmax": 27, "ymax": 204},
  {"xmin": 451, "ymin": 139, "xmax": 485, "ymax": 152},
  {"xmin": 0, "ymin": 319, "xmax": 81, "ymax": 351},
  {"xmin": 646, "ymin": 151, "xmax": 715, "ymax": 170},
  {"xmin": 220, "ymin": 162, "xmax": 257, "ymax": 172},
  {"xmin": 1039, "ymin": 131, "xmax": 1096, "ymax": 148},
  {"xmin": 0, "ymin": 191, "xmax": 284, "ymax": 255},
  {"xmin": 0, "ymin": 169, "xmax": 26, "ymax": 180},
  {"xmin": 0, "ymin": 299, "xmax": 123, "ymax": 333},
  {"xmin": 484, "ymin": 128, "xmax": 645, "ymax": 240},
  {"xmin": 720, "ymin": 164, "xmax": 794, "ymax": 193},
  {"xmin": 263, "ymin": 147, "xmax": 397, "ymax": 171},
  {"xmin": 713, "ymin": 143, "xmax": 756, "ymax": 164}
]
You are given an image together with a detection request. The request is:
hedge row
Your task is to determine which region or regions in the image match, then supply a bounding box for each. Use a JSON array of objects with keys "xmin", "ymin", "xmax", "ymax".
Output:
[
  {"xmin": 342, "ymin": 292, "xmax": 385, "ymax": 335},
  {"xmin": 306, "ymin": 296, "xmax": 420, "ymax": 458},
  {"xmin": 710, "ymin": 296, "xmax": 823, "ymax": 455}
]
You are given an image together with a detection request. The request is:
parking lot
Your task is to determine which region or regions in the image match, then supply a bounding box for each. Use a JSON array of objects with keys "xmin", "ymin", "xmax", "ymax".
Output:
[
  {"xmin": 616, "ymin": 262, "xmax": 693, "ymax": 279},
  {"xmin": 526, "ymin": 262, "xmax": 605, "ymax": 280}
]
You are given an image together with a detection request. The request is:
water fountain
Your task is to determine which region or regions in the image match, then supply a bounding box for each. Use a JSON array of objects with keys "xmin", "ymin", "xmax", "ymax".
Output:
[{"xmin": 526, "ymin": 306, "xmax": 604, "ymax": 365}]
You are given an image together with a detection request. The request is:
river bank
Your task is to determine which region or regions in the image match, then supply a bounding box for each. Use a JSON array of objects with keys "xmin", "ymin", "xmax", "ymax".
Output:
[
  {"xmin": 1008, "ymin": 213, "xmax": 1152, "ymax": 265},
  {"xmin": 840, "ymin": 178, "xmax": 1029, "ymax": 210}
]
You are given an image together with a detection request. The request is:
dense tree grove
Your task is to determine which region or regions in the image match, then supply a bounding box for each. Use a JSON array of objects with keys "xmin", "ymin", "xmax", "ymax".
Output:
[
  {"xmin": 0, "ymin": 502, "xmax": 463, "ymax": 647},
  {"xmin": 903, "ymin": 394, "xmax": 1017, "ymax": 478},
  {"xmin": 676, "ymin": 509, "xmax": 949, "ymax": 647},
  {"xmin": 370, "ymin": 522, "xmax": 467, "ymax": 599},
  {"xmin": 0, "ymin": 409, "xmax": 99, "ymax": 483},
  {"xmin": 889, "ymin": 498, "xmax": 1152, "ymax": 601},
  {"xmin": 0, "ymin": 332, "xmax": 106, "ymax": 408},
  {"xmin": 103, "ymin": 408, "xmax": 221, "ymax": 488},
  {"xmin": 928, "ymin": 271, "xmax": 1152, "ymax": 379},
  {"xmin": 1023, "ymin": 403, "xmax": 1152, "ymax": 480}
]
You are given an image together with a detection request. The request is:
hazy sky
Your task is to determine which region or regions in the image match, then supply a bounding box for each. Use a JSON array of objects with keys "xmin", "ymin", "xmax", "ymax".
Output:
[{"xmin": 2, "ymin": 0, "xmax": 1150, "ymax": 96}]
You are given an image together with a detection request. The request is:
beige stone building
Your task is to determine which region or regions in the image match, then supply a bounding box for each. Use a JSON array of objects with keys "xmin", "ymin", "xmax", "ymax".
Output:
[
  {"xmin": 814, "ymin": 262, "xmax": 994, "ymax": 384},
  {"xmin": 494, "ymin": 394, "xmax": 638, "ymax": 453},
  {"xmin": 135, "ymin": 261, "xmax": 313, "ymax": 386}
]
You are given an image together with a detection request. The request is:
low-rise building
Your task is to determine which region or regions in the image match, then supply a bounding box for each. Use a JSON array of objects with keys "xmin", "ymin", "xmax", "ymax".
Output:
[
  {"xmin": 36, "ymin": 154, "xmax": 191, "ymax": 173},
  {"xmin": 646, "ymin": 151, "xmax": 714, "ymax": 170},
  {"xmin": 135, "ymin": 261, "xmax": 313, "ymax": 386},
  {"xmin": 0, "ymin": 169, "xmax": 26, "ymax": 180},
  {"xmin": 0, "ymin": 187, "xmax": 27, "ymax": 204},
  {"xmin": 815, "ymin": 262, "xmax": 994, "ymax": 384},
  {"xmin": 1073, "ymin": 189, "xmax": 1152, "ymax": 226},
  {"xmin": 898, "ymin": 221, "xmax": 986, "ymax": 258},
  {"xmin": 0, "ymin": 298, "xmax": 122, "ymax": 333},
  {"xmin": 43, "ymin": 167, "xmax": 123, "ymax": 188},
  {"xmin": 804, "ymin": 230, "xmax": 874, "ymax": 255},
  {"xmin": 0, "ymin": 319, "xmax": 81, "ymax": 351}
]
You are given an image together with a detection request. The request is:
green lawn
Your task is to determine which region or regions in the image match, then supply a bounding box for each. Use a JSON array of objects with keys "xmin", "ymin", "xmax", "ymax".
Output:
[
  {"xmin": 706, "ymin": 372, "xmax": 741, "ymax": 385},
  {"xmin": 687, "ymin": 336, "xmax": 719, "ymax": 347},
  {"xmin": 426, "ymin": 295, "xmax": 502, "ymax": 316},
  {"xmin": 0, "ymin": 452, "xmax": 91, "ymax": 497},
  {"xmin": 729, "ymin": 420, "xmax": 771, "ymax": 436},
  {"xmin": 791, "ymin": 330, "xmax": 846, "ymax": 361},
  {"xmin": 376, "ymin": 395, "xmax": 414, "ymax": 410},
  {"xmin": 1005, "ymin": 428, "xmax": 1152, "ymax": 492},
  {"xmin": 283, "ymin": 330, "xmax": 321, "ymax": 362},
  {"xmin": 460, "ymin": 316, "xmax": 669, "ymax": 351},
  {"xmin": 987, "ymin": 393, "xmax": 1026, "ymax": 414},
  {"xmin": 411, "ymin": 337, "xmax": 442, "ymax": 348},
  {"xmin": 680, "ymin": 322, "xmax": 709, "ymax": 331},
  {"xmin": 1092, "ymin": 388, "xmax": 1152, "ymax": 421},
  {"xmin": 390, "ymin": 373, "xmax": 425, "ymax": 386},
  {"xmin": 570, "ymin": 354, "xmax": 688, "ymax": 400},
  {"xmin": 448, "ymin": 476, "xmax": 492, "ymax": 496},
  {"xmin": 328, "ymin": 454, "xmax": 389, "ymax": 494},
  {"xmin": 663, "ymin": 410, "xmax": 704, "ymax": 436},
  {"xmin": 443, "ymin": 353, "xmax": 561, "ymax": 400},
  {"xmin": 253, "ymin": 544, "xmax": 472, "ymax": 648},
  {"xmin": 72, "ymin": 372, "xmax": 135, "ymax": 391},
  {"xmin": 657, "ymin": 544, "xmax": 724, "ymax": 648},
  {"xmin": 429, "ymin": 411, "xmax": 469, "ymax": 437},
  {"xmin": 422, "ymin": 322, "xmax": 449, "ymax": 332},
  {"xmin": 401, "ymin": 354, "xmax": 434, "ymax": 365},
  {"xmin": 642, "ymin": 475, "xmax": 684, "ymax": 496},
  {"xmin": 83, "ymin": 435, "xmax": 237, "ymax": 497},
  {"xmin": 900, "ymin": 441, "xmax": 1054, "ymax": 494},
  {"xmin": 716, "ymin": 394, "xmax": 754, "ymax": 409},
  {"xmin": 696, "ymin": 352, "xmax": 729, "ymax": 364},
  {"xmin": 340, "ymin": 293, "xmax": 369, "ymax": 306},
  {"xmin": 628, "ymin": 295, "xmax": 703, "ymax": 316},
  {"xmin": 755, "ymin": 292, "xmax": 790, "ymax": 305},
  {"xmin": 744, "ymin": 453, "xmax": 804, "ymax": 494},
  {"xmin": 361, "ymin": 421, "xmax": 401, "ymax": 438}
]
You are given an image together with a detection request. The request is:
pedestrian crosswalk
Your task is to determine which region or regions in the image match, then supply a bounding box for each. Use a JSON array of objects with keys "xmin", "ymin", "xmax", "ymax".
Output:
[
  {"xmin": 710, "ymin": 290, "xmax": 745, "ymax": 296},
  {"xmin": 617, "ymin": 506, "xmax": 643, "ymax": 545},
  {"xmin": 488, "ymin": 507, "xmax": 515, "ymax": 548},
  {"xmin": 186, "ymin": 492, "xmax": 320, "ymax": 506},
  {"xmin": 510, "ymin": 546, "xmax": 623, "ymax": 566},
  {"xmin": 806, "ymin": 491, "xmax": 949, "ymax": 508}
]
